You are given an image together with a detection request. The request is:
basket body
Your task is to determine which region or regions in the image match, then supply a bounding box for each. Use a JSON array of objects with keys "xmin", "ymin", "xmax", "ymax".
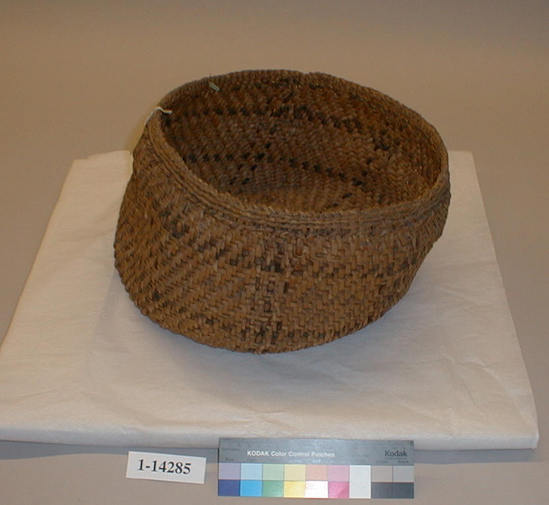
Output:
[{"xmin": 114, "ymin": 70, "xmax": 450, "ymax": 353}]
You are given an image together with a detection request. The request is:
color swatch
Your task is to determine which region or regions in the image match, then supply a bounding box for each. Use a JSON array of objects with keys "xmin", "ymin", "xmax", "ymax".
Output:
[
  {"xmin": 219, "ymin": 462, "xmax": 375, "ymax": 498},
  {"xmin": 218, "ymin": 438, "xmax": 414, "ymax": 499}
]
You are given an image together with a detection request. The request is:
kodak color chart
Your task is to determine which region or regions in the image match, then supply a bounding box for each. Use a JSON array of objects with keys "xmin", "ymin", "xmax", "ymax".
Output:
[{"xmin": 218, "ymin": 438, "xmax": 414, "ymax": 499}]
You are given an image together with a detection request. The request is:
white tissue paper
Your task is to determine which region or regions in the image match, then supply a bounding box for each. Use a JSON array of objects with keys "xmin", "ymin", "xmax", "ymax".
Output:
[{"xmin": 0, "ymin": 151, "xmax": 538, "ymax": 450}]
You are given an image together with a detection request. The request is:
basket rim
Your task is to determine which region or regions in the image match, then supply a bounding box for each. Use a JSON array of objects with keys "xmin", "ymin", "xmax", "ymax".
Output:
[{"xmin": 143, "ymin": 69, "xmax": 449, "ymax": 230}]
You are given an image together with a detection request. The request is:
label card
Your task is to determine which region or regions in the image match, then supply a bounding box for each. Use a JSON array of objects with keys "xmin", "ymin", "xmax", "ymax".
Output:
[{"xmin": 126, "ymin": 451, "xmax": 206, "ymax": 484}]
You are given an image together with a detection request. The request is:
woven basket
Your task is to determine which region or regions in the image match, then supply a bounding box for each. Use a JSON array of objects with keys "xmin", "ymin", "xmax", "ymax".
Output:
[{"xmin": 114, "ymin": 70, "xmax": 450, "ymax": 353}]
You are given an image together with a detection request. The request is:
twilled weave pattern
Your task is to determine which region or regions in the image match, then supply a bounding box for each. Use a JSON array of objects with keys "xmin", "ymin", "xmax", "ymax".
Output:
[{"xmin": 114, "ymin": 70, "xmax": 450, "ymax": 353}]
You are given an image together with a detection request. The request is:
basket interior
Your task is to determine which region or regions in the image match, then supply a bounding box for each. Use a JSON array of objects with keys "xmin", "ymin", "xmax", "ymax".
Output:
[{"xmin": 161, "ymin": 73, "xmax": 443, "ymax": 212}]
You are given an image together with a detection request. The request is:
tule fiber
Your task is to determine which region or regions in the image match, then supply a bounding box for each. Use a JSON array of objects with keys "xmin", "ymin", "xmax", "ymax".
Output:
[{"xmin": 114, "ymin": 70, "xmax": 450, "ymax": 353}]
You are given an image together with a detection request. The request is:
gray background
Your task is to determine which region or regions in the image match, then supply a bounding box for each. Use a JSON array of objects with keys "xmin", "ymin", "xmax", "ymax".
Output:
[{"xmin": 1, "ymin": 1, "xmax": 547, "ymax": 503}]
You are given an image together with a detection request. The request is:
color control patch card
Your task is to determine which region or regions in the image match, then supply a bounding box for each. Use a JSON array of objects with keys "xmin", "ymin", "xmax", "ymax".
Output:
[{"xmin": 218, "ymin": 438, "xmax": 414, "ymax": 499}]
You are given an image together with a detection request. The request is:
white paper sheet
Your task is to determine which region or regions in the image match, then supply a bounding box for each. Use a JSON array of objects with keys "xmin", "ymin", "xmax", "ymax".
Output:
[{"xmin": 0, "ymin": 151, "xmax": 538, "ymax": 450}]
